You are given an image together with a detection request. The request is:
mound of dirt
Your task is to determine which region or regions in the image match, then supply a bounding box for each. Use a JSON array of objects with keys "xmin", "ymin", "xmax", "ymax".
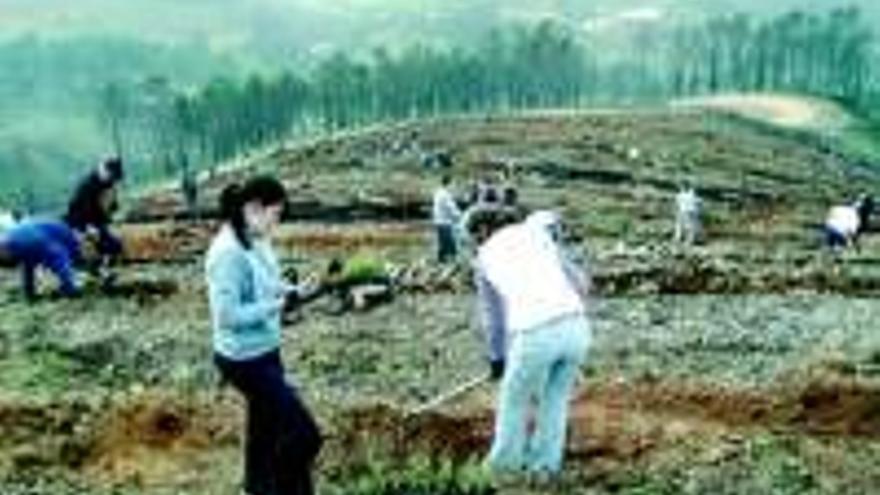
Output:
[
  {"xmin": 793, "ymin": 379, "xmax": 880, "ymax": 437},
  {"xmin": 330, "ymin": 403, "xmax": 494, "ymax": 466},
  {"xmin": 594, "ymin": 248, "xmax": 880, "ymax": 296},
  {"xmin": 119, "ymin": 223, "xmax": 214, "ymax": 263},
  {"xmin": 84, "ymin": 391, "xmax": 238, "ymax": 487},
  {"xmin": 274, "ymin": 223, "xmax": 424, "ymax": 253},
  {"xmin": 330, "ymin": 375, "xmax": 880, "ymax": 478},
  {"xmin": 2, "ymin": 374, "xmax": 877, "ymax": 491}
]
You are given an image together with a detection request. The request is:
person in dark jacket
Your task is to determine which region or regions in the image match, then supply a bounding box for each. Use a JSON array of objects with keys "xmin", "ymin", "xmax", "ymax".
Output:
[
  {"xmin": 64, "ymin": 157, "xmax": 124, "ymax": 280},
  {"xmin": 0, "ymin": 220, "xmax": 82, "ymax": 300}
]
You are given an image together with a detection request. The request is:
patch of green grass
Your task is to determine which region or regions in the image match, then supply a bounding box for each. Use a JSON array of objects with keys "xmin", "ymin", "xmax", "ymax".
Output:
[
  {"xmin": 0, "ymin": 350, "xmax": 80, "ymax": 398},
  {"xmin": 326, "ymin": 454, "xmax": 494, "ymax": 495}
]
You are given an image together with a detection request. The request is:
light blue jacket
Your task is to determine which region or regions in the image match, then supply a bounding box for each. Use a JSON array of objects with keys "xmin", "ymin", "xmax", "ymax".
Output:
[{"xmin": 205, "ymin": 226, "xmax": 285, "ymax": 361}]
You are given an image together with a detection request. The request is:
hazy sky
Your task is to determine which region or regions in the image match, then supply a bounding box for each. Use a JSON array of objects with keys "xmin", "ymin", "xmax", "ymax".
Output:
[{"xmin": 0, "ymin": 0, "xmax": 875, "ymax": 54}]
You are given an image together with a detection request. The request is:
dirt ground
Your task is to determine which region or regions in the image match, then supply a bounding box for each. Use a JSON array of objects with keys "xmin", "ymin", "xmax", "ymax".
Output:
[{"xmin": 2, "ymin": 108, "xmax": 880, "ymax": 494}]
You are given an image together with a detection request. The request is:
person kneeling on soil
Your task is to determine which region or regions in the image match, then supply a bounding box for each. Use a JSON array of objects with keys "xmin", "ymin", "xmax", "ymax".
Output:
[
  {"xmin": 324, "ymin": 254, "xmax": 393, "ymax": 312},
  {"xmin": 206, "ymin": 177, "xmax": 322, "ymax": 495},
  {"xmin": 0, "ymin": 219, "xmax": 83, "ymax": 300},
  {"xmin": 469, "ymin": 208, "xmax": 592, "ymax": 479}
]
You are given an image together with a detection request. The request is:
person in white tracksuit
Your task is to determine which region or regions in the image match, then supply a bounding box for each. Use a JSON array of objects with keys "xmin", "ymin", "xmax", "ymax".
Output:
[
  {"xmin": 471, "ymin": 210, "xmax": 591, "ymax": 477},
  {"xmin": 432, "ymin": 175, "xmax": 463, "ymax": 263},
  {"xmin": 674, "ymin": 185, "xmax": 702, "ymax": 245}
]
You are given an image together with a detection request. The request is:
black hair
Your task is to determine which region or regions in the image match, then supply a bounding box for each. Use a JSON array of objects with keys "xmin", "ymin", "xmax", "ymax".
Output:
[
  {"xmin": 465, "ymin": 206, "xmax": 521, "ymax": 245},
  {"xmin": 219, "ymin": 176, "xmax": 288, "ymax": 249},
  {"xmin": 327, "ymin": 258, "xmax": 344, "ymax": 275},
  {"xmin": 483, "ymin": 187, "xmax": 499, "ymax": 204},
  {"xmin": 103, "ymin": 156, "xmax": 124, "ymax": 182}
]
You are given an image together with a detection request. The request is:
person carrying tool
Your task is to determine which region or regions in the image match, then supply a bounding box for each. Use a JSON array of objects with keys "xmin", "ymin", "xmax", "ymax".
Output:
[
  {"xmin": 206, "ymin": 176, "xmax": 322, "ymax": 495},
  {"xmin": 469, "ymin": 208, "xmax": 592, "ymax": 479}
]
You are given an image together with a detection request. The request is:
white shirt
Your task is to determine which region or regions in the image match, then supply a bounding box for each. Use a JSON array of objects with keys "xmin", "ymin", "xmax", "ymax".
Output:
[
  {"xmin": 432, "ymin": 187, "xmax": 461, "ymax": 226},
  {"xmin": 0, "ymin": 211, "xmax": 16, "ymax": 234},
  {"xmin": 477, "ymin": 221, "xmax": 585, "ymax": 333},
  {"xmin": 676, "ymin": 189, "xmax": 700, "ymax": 216},
  {"xmin": 827, "ymin": 205, "xmax": 860, "ymax": 238}
]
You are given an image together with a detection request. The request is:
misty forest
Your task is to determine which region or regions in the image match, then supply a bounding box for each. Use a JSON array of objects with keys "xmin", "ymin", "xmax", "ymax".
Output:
[{"xmin": 2, "ymin": 2, "xmax": 880, "ymax": 495}]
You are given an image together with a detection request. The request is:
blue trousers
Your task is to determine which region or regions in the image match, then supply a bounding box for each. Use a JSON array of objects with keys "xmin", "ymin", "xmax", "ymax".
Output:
[
  {"xmin": 487, "ymin": 314, "xmax": 590, "ymax": 474},
  {"xmin": 435, "ymin": 224, "xmax": 458, "ymax": 263},
  {"xmin": 18, "ymin": 244, "xmax": 77, "ymax": 298},
  {"xmin": 215, "ymin": 351, "xmax": 322, "ymax": 495},
  {"xmin": 4, "ymin": 222, "xmax": 79, "ymax": 298}
]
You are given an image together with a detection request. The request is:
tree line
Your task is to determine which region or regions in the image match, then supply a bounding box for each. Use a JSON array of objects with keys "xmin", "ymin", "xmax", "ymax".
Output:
[
  {"xmin": 0, "ymin": 35, "xmax": 246, "ymax": 212},
  {"xmin": 105, "ymin": 6, "xmax": 876, "ymax": 193},
  {"xmin": 5, "ymin": 7, "xmax": 878, "ymax": 210}
]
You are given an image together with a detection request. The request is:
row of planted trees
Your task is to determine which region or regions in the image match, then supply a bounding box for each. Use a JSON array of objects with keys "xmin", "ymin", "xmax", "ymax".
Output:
[
  {"xmin": 100, "ymin": 7, "xmax": 878, "ymax": 189},
  {"xmin": 662, "ymin": 7, "xmax": 874, "ymax": 99}
]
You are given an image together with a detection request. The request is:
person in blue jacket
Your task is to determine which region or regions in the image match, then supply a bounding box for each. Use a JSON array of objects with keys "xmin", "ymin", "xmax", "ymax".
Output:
[
  {"xmin": 0, "ymin": 219, "xmax": 82, "ymax": 300},
  {"xmin": 206, "ymin": 176, "xmax": 322, "ymax": 495}
]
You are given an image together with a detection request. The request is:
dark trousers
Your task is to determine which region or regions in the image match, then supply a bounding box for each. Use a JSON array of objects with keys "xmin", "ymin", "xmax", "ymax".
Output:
[
  {"xmin": 436, "ymin": 224, "xmax": 458, "ymax": 263},
  {"xmin": 824, "ymin": 226, "xmax": 848, "ymax": 249},
  {"xmin": 215, "ymin": 351, "xmax": 323, "ymax": 495},
  {"xmin": 95, "ymin": 224, "xmax": 123, "ymax": 258}
]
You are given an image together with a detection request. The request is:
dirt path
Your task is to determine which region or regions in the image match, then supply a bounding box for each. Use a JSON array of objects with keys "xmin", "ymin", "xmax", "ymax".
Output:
[{"xmin": 672, "ymin": 93, "xmax": 851, "ymax": 131}]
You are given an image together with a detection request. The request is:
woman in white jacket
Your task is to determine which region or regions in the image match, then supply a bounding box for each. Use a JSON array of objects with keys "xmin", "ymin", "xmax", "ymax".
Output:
[{"xmin": 471, "ymin": 209, "xmax": 591, "ymax": 477}]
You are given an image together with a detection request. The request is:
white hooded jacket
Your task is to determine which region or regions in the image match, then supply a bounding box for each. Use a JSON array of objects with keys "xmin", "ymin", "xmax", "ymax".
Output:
[{"xmin": 477, "ymin": 212, "xmax": 585, "ymax": 334}]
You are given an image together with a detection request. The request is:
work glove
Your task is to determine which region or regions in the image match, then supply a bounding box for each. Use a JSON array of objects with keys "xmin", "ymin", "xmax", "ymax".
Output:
[{"xmin": 490, "ymin": 359, "xmax": 505, "ymax": 381}]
